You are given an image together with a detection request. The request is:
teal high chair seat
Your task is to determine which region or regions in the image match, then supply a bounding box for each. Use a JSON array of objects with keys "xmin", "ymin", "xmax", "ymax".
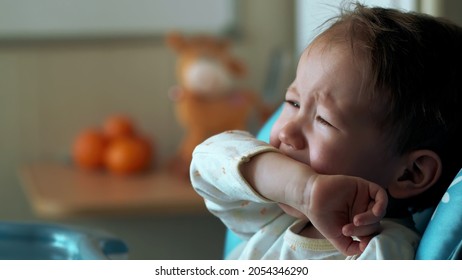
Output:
[{"xmin": 223, "ymin": 106, "xmax": 462, "ymax": 260}]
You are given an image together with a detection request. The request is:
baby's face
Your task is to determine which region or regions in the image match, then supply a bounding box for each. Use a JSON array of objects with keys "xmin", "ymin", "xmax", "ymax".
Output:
[{"xmin": 270, "ymin": 42, "xmax": 400, "ymax": 187}]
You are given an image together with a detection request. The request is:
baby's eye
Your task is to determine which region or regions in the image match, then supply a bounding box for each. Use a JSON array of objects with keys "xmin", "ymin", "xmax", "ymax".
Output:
[
  {"xmin": 284, "ymin": 100, "xmax": 300, "ymax": 108},
  {"xmin": 316, "ymin": 116, "xmax": 333, "ymax": 127}
]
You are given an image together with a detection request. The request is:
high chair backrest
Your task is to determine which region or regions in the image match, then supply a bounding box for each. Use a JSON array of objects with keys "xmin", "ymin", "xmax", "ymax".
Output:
[
  {"xmin": 223, "ymin": 106, "xmax": 462, "ymax": 260},
  {"xmin": 415, "ymin": 169, "xmax": 462, "ymax": 259}
]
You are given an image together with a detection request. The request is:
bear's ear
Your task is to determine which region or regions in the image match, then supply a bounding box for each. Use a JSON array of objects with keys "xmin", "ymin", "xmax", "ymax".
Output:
[
  {"xmin": 226, "ymin": 59, "xmax": 247, "ymax": 77},
  {"xmin": 216, "ymin": 37, "xmax": 230, "ymax": 51},
  {"xmin": 166, "ymin": 31, "xmax": 188, "ymax": 52}
]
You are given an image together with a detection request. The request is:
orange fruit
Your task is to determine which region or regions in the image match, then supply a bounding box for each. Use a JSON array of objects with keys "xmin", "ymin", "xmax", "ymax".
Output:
[
  {"xmin": 103, "ymin": 115, "xmax": 135, "ymax": 140},
  {"xmin": 136, "ymin": 135, "xmax": 155, "ymax": 168},
  {"xmin": 104, "ymin": 136, "xmax": 152, "ymax": 175},
  {"xmin": 72, "ymin": 128, "xmax": 108, "ymax": 170}
]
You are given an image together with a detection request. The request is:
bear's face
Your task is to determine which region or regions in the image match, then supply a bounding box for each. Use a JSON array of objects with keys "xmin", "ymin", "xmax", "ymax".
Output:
[
  {"xmin": 182, "ymin": 56, "xmax": 233, "ymax": 96},
  {"xmin": 167, "ymin": 32, "xmax": 246, "ymax": 97}
]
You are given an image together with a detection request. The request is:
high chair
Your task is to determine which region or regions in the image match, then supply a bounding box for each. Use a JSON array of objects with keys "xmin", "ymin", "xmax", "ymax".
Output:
[{"xmin": 223, "ymin": 106, "xmax": 462, "ymax": 260}]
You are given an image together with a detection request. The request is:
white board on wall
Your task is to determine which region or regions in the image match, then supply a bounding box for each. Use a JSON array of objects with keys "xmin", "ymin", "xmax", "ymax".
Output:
[{"xmin": 0, "ymin": 0, "xmax": 236, "ymax": 39}]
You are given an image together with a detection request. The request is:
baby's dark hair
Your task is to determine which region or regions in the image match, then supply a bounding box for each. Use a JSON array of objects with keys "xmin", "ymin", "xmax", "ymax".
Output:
[{"xmin": 319, "ymin": 2, "xmax": 462, "ymax": 212}]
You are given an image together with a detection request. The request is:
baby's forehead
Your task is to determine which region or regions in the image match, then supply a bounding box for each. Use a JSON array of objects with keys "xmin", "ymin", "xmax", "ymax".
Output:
[
  {"xmin": 303, "ymin": 40, "xmax": 370, "ymax": 92},
  {"xmin": 304, "ymin": 39, "xmax": 389, "ymax": 119}
]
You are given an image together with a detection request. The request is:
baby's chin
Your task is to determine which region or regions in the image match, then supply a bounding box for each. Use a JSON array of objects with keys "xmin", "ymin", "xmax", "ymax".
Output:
[{"xmin": 277, "ymin": 203, "xmax": 309, "ymax": 220}]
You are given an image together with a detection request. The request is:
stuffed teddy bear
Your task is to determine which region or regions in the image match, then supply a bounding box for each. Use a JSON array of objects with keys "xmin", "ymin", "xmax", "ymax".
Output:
[{"xmin": 166, "ymin": 32, "xmax": 270, "ymax": 178}]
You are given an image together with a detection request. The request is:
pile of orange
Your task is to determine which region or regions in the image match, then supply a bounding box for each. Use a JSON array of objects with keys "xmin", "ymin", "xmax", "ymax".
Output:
[{"xmin": 72, "ymin": 115, "xmax": 154, "ymax": 176}]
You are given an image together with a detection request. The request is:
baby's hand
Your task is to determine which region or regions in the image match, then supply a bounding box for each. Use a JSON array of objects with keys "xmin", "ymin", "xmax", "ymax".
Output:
[{"xmin": 304, "ymin": 174, "xmax": 388, "ymax": 256}]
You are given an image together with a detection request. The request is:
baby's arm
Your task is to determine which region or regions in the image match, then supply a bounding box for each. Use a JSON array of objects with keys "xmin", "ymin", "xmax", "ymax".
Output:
[
  {"xmin": 241, "ymin": 150, "xmax": 388, "ymax": 256},
  {"xmin": 190, "ymin": 131, "xmax": 289, "ymax": 240},
  {"xmin": 191, "ymin": 130, "xmax": 387, "ymax": 256}
]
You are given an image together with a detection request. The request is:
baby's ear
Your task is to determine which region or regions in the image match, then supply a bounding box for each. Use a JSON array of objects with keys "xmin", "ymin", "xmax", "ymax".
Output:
[{"xmin": 389, "ymin": 150, "xmax": 442, "ymax": 199}]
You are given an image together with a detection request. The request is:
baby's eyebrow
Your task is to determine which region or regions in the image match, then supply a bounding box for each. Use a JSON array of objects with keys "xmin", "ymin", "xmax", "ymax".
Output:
[
  {"xmin": 286, "ymin": 85, "xmax": 299, "ymax": 96},
  {"xmin": 318, "ymin": 92, "xmax": 349, "ymax": 127}
]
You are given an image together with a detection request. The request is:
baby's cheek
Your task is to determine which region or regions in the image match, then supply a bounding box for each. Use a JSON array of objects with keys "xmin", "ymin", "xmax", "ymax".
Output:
[{"xmin": 309, "ymin": 150, "xmax": 339, "ymax": 175}]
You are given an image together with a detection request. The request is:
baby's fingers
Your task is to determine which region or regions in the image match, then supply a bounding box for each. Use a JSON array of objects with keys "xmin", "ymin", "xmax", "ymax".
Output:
[
  {"xmin": 359, "ymin": 236, "xmax": 373, "ymax": 252},
  {"xmin": 329, "ymin": 236, "xmax": 362, "ymax": 256},
  {"xmin": 342, "ymin": 222, "xmax": 381, "ymax": 237},
  {"xmin": 352, "ymin": 186, "xmax": 388, "ymax": 226},
  {"xmin": 368, "ymin": 184, "xmax": 388, "ymax": 217},
  {"xmin": 352, "ymin": 207, "xmax": 383, "ymax": 226}
]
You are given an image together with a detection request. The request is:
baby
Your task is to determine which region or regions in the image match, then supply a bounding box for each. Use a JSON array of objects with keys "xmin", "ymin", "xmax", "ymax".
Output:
[{"xmin": 190, "ymin": 2, "xmax": 462, "ymax": 259}]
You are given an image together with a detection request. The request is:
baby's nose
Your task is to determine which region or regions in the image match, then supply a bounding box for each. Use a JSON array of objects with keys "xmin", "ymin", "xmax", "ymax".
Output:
[{"xmin": 279, "ymin": 121, "xmax": 306, "ymax": 150}]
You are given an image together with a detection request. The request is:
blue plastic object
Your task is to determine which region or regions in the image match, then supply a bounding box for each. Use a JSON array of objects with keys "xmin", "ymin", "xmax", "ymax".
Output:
[{"xmin": 0, "ymin": 221, "xmax": 128, "ymax": 260}]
